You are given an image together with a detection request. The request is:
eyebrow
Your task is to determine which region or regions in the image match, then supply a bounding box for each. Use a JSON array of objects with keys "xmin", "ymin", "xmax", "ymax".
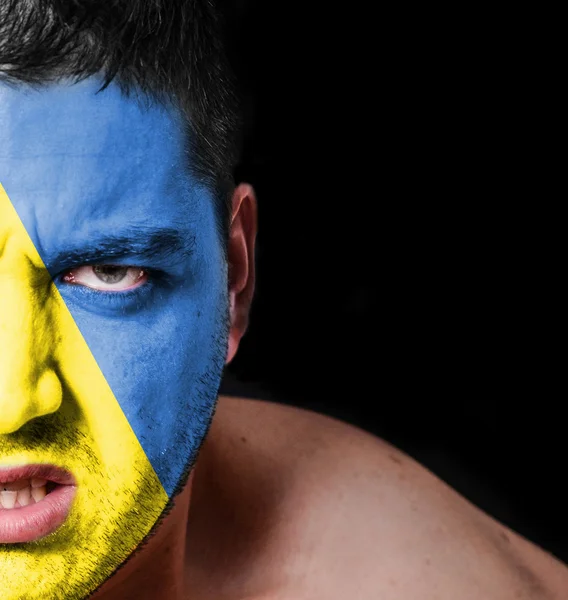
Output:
[{"xmin": 50, "ymin": 226, "xmax": 195, "ymax": 269}]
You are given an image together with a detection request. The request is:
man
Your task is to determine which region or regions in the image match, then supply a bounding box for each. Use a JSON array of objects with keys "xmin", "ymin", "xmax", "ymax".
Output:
[{"xmin": 0, "ymin": 2, "xmax": 566, "ymax": 599}]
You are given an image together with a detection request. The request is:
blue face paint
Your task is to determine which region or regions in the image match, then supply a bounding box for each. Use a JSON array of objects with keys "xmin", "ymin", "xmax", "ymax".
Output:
[{"xmin": 0, "ymin": 78, "xmax": 229, "ymax": 598}]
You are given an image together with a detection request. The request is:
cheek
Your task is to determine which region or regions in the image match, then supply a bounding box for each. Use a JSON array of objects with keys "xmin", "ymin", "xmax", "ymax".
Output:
[{"xmin": 56, "ymin": 276, "xmax": 228, "ymax": 496}]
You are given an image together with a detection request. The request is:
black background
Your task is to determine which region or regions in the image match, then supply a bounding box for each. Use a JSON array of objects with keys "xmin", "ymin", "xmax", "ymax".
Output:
[{"xmin": 219, "ymin": 2, "xmax": 566, "ymax": 563}]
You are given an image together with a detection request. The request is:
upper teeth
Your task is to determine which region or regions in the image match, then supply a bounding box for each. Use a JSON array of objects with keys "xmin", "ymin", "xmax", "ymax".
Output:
[{"xmin": 0, "ymin": 479, "xmax": 48, "ymax": 509}]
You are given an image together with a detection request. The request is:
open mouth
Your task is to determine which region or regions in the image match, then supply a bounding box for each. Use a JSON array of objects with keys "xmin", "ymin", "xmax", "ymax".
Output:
[
  {"xmin": 0, "ymin": 465, "xmax": 77, "ymax": 543},
  {"xmin": 0, "ymin": 478, "xmax": 59, "ymax": 509}
]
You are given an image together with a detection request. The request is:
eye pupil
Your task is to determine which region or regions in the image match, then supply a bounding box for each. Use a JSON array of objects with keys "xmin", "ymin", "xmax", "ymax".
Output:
[{"xmin": 93, "ymin": 265, "xmax": 128, "ymax": 284}]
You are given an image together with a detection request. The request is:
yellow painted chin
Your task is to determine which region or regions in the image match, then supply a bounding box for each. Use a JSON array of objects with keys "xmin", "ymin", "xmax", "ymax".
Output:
[
  {"xmin": 1, "ymin": 450, "xmax": 168, "ymax": 600},
  {"xmin": 0, "ymin": 185, "xmax": 169, "ymax": 599}
]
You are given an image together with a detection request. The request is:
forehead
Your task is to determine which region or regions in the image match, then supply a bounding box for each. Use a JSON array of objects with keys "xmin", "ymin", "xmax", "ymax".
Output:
[
  {"xmin": 0, "ymin": 79, "xmax": 202, "ymax": 242},
  {"xmin": 0, "ymin": 76, "xmax": 183, "ymax": 147}
]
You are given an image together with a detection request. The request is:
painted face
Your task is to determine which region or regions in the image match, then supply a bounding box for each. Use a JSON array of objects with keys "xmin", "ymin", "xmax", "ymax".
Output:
[{"xmin": 0, "ymin": 79, "xmax": 229, "ymax": 598}]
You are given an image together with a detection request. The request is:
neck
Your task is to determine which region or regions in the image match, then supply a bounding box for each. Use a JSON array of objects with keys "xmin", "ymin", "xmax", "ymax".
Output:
[{"xmin": 92, "ymin": 472, "xmax": 194, "ymax": 600}]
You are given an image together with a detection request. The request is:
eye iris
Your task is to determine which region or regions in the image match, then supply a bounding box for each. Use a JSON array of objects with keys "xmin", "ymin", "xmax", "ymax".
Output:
[{"xmin": 93, "ymin": 265, "xmax": 128, "ymax": 284}]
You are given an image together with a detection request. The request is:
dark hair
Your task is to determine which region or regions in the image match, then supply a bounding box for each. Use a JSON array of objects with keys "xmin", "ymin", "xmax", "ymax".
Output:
[{"xmin": 0, "ymin": 0, "xmax": 242, "ymax": 240}]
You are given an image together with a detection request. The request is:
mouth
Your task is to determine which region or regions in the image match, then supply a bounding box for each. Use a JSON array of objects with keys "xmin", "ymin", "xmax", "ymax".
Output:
[{"xmin": 0, "ymin": 464, "xmax": 77, "ymax": 543}]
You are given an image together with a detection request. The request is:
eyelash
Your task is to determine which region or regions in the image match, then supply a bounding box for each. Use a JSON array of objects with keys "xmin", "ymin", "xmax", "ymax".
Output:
[{"xmin": 56, "ymin": 267, "xmax": 165, "ymax": 311}]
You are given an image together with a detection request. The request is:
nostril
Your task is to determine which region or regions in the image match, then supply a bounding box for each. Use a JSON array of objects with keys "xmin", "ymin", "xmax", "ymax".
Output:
[
  {"xmin": 0, "ymin": 369, "xmax": 63, "ymax": 435},
  {"xmin": 0, "ymin": 409, "xmax": 32, "ymax": 435}
]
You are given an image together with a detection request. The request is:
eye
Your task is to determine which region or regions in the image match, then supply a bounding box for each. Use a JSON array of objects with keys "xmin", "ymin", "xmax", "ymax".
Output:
[{"xmin": 62, "ymin": 265, "xmax": 148, "ymax": 292}]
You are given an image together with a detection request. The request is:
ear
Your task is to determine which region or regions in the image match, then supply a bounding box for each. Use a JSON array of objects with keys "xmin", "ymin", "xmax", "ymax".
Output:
[{"xmin": 226, "ymin": 183, "xmax": 257, "ymax": 364}]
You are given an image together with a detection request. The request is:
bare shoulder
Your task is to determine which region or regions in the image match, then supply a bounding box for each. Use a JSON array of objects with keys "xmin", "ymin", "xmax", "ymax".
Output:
[{"xmin": 188, "ymin": 396, "xmax": 568, "ymax": 600}]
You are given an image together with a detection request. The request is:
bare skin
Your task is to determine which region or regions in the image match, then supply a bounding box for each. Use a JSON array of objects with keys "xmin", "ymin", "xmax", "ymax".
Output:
[
  {"xmin": 92, "ymin": 394, "xmax": 568, "ymax": 600},
  {"xmin": 92, "ymin": 186, "xmax": 568, "ymax": 598}
]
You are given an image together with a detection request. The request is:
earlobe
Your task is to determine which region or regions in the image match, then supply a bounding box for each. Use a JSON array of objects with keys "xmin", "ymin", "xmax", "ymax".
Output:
[
  {"xmin": 226, "ymin": 330, "xmax": 239, "ymax": 364},
  {"xmin": 228, "ymin": 289, "xmax": 237, "ymax": 325},
  {"xmin": 226, "ymin": 289, "xmax": 240, "ymax": 364}
]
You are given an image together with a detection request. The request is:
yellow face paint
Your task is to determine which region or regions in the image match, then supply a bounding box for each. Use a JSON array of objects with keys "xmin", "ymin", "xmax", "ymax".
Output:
[{"xmin": 0, "ymin": 184, "xmax": 168, "ymax": 598}]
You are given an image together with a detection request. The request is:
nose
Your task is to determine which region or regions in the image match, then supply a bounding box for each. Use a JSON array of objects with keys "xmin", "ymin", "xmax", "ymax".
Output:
[{"xmin": 0, "ymin": 272, "xmax": 63, "ymax": 435}]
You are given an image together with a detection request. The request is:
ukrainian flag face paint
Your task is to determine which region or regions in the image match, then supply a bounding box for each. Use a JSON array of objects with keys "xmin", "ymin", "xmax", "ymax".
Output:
[{"xmin": 0, "ymin": 80, "xmax": 229, "ymax": 598}]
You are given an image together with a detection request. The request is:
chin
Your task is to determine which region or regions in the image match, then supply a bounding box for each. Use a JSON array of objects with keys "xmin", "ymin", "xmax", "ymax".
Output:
[{"xmin": 1, "ymin": 459, "xmax": 170, "ymax": 599}]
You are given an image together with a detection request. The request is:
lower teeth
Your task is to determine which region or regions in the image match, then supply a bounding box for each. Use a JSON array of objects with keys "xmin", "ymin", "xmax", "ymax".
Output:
[{"xmin": 0, "ymin": 483, "xmax": 49, "ymax": 509}]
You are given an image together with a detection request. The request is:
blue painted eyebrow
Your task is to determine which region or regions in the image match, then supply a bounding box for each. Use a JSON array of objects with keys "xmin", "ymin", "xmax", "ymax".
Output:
[{"xmin": 47, "ymin": 227, "xmax": 196, "ymax": 271}]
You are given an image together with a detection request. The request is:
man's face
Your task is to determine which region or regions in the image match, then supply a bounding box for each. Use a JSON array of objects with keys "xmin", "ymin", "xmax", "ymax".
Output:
[{"xmin": 0, "ymin": 79, "xmax": 229, "ymax": 598}]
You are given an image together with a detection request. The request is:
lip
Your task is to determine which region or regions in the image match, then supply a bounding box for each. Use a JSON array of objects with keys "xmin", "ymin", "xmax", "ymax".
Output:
[{"xmin": 0, "ymin": 464, "xmax": 77, "ymax": 543}]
